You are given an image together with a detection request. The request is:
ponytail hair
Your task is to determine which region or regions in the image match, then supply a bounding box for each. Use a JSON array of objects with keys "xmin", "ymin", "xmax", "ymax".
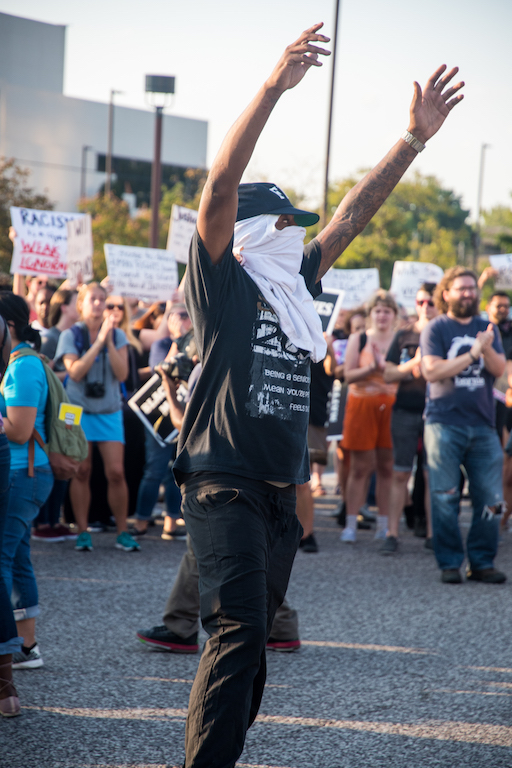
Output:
[{"xmin": 0, "ymin": 293, "xmax": 42, "ymax": 351}]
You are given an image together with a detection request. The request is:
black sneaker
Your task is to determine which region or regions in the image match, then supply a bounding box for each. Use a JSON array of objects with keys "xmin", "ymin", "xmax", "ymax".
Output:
[
  {"xmin": 441, "ymin": 569, "xmax": 462, "ymax": 584},
  {"xmin": 466, "ymin": 567, "xmax": 507, "ymax": 584},
  {"xmin": 380, "ymin": 535, "xmax": 398, "ymax": 555},
  {"xmin": 136, "ymin": 625, "xmax": 199, "ymax": 653},
  {"xmin": 299, "ymin": 533, "xmax": 318, "ymax": 553}
]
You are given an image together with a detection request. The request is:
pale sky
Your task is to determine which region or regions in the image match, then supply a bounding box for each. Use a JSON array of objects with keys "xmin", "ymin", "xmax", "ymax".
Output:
[{"xmin": 2, "ymin": 0, "xmax": 512, "ymax": 220}]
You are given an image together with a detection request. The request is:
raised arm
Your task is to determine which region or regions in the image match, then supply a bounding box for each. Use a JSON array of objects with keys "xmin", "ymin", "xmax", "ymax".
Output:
[
  {"xmin": 315, "ymin": 65, "xmax": 465, "ymax": 279},
  {"xmin": 197, "ymin": 23, "xmax": 330, "ymax": 264}
]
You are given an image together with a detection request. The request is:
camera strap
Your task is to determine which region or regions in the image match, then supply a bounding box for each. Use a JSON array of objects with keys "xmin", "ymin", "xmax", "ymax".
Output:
[{"xmin": 72, "ymin": 322, "xmax": 106, "ymax": 387}]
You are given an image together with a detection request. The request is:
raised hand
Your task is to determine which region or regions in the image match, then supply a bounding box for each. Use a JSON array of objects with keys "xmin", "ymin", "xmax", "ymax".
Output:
[
  {"xmin": 266, "ymin": 23, "xmax": 331, "ymax": 94},
  {"xmin": 408, "ymin": 65, "xmax": 464, "ymax": 145}
]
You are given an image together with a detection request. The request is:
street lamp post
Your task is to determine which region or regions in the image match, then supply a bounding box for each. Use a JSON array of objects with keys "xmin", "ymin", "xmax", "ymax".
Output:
[
  {"xmin": 145, "ymin": 75, "xmax": 175, "ymax": 249},
  {"xmin": 80, "ymin": 145, "xmax": 92, "ymax": 199},
  {"xmin": 105, "ymin": 89, "xmax": 122, "ymax": 197}
]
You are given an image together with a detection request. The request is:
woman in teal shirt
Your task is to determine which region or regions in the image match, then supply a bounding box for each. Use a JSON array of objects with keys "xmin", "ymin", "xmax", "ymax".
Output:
[{"xmin": 0, "ymin": 293, "xmax": 53, "ymax": 671}]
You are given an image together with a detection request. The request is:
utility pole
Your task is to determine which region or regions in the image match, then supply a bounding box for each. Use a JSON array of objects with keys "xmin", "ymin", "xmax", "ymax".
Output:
[
  {"xmin": 473, "ymin": 142, "xmax": 490, "ymax": 269},
  {"xmin": 145, "ymin": 75, "xmax": 175, "ymax": 249},
  {"xmin": 80, "ymin": 145, "xmax": 92, "ymax": 199},
  {"xmin": 322, "ymin": 0, "xmax": 342, "ymax": 229}
]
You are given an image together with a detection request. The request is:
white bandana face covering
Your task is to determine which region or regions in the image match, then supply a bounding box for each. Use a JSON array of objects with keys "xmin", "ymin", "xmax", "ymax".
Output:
[{"xmin": 233, "ymin": 214, "xmax": 327, "ymax": 362}]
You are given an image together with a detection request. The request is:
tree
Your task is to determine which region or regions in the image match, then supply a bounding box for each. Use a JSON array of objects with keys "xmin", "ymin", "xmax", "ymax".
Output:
[
  {"xmin": 0, "ymin": 157, "xmax": 55, "ymax": 275},
  {"xmin": 305, "ymin": 171, "xmax": 472, "ymax": 287}
]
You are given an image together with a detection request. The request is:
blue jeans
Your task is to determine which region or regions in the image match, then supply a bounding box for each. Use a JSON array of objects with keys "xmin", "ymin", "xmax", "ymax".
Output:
[
  {"xmin": 0, "ymin": 436, "xmax": 21, "ymax": 654},
  {"xmin": 134, "ymin": 431, "xmax": 182, "ymax": 521},
  {"xmin": 0, "ymin": 464, "xmax": 53, "ymax": 621},
  {"xmin": 424, "ymin": 423, "xmax": 503, "ymax": 571}
]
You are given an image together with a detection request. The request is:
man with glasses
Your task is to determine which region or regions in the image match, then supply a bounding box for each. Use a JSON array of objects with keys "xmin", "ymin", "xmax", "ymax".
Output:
[
  {"xmin": 421, "ymin": 267, "xmax": 506, "ymax": 584},
  {"xmin": 382, "ymin": 283, "xmax": 438, "ymax": 554}
]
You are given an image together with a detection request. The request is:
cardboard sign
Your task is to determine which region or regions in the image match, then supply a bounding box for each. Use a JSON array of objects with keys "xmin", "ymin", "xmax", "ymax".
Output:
[
  {"xmin": 66, "ymin": 215, "xmax": 94, "ymax": 286},
  {"xmin": 166, "ymin": 205, "xmax": 198, "ymax": 265},
  {"xmin": 390, "ymin": 261, "xmax": 444, "ymax": 308},
  {"xmin": 128, "ymin": 373, "xmax": 179, "ymax": 447},
  {"xmin": 10, "ymin": 207, "xmax": 87, "ymax": 278},
  {"xmin": 313, "ymin": 289, "xmax": 345, "ymax": 335},
  {"xmin": 104, "ymin": 244, "xmax": 178, "ymax": 302},
  {"xmin": 489, "ymin": 254, "xmax": 512, "ymax": 290},
  {"xmin": 321, "ymin": 268, "xmax": 379, "ymax": 308}
]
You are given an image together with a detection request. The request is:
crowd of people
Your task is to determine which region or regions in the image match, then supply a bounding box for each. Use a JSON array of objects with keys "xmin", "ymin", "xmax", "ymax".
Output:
[{"xmin": 3, "ymin": 18, "xmax": 503, "ymax": 768}]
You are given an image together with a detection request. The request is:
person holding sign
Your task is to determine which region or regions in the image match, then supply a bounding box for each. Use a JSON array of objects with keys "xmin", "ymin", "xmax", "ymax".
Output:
[{"xmin": 171, "ymin": 21, "xmax": 464, "ymax": 767}]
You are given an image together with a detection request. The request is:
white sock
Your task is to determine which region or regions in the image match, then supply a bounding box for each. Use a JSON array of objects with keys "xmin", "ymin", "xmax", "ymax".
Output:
[
  {"xmin": 346, "ymin": 515, "xmax": 358, "ymax": 532},
  {"xmin": 377, "ymin": 515, "xmax": 388, "ymax": 533}
]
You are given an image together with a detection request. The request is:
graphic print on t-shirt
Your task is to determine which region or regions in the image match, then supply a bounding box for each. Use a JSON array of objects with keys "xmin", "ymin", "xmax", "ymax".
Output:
[
  {"xmin": 246, "ymin": 299, "xmax": 310, "ymax": 420},
  {"xmin": 446, "ymin": 334, "xmax": 484, "ymax": 391}
]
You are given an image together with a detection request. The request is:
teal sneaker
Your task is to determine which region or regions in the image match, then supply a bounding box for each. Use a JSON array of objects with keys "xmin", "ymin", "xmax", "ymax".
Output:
[
  {"xmin": 115, "ymin": 531, "xmax": 141, "ymax": 552},
  {"xmin": 75, "ymin": 531, "xmax": 93, "ymax": 551}
]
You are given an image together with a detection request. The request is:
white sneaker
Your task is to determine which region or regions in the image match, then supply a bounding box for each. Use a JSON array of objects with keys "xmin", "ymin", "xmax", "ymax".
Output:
[
  {"xmin": 374, "ymin": 528, "xmax": 388, "ymax": 541},
  {"xmin": 12, "ymin": 643, "xmax": 44, "ymax": 669},
  {"xmin": 340, "ymin": 528, "xmax": 356, "ymax": 543}
]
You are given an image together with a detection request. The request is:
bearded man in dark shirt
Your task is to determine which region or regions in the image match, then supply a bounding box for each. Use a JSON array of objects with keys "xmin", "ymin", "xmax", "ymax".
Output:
[{"xmin": 172, "ymin": 23, "xmax": 464, "ymax": 768}]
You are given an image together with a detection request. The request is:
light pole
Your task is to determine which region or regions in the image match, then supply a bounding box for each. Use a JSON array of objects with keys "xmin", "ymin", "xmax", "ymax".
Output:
[
  {"xmin": 80, "ymin": 145, "xmax": 92, "ymax": 199},
  {"xmin": 473, "ymin": 143, "xmax": 490, "ymax": 269},
  {"xmin": 322, "ymin": 0, "xmax": 342, "ymax": 229},
  {"xmin": 145, "ymin": 75, "xmax": 175, "ymax": 249},
  {"xmin": 105, "ymin": 89, "xmax": 122, "ymax": 197}
]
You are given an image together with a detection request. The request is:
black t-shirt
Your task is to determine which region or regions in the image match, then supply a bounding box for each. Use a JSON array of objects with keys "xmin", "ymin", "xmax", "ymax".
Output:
[
  {"xmin": 309, "ymin": 361, "xmax": 332, "ymax": 427},
  {"xmin": 386, "ymin": 326, "xmax": 426, "ymax": 413},
  {"xmin": 173, "ymin": 229, "xmax": 323, "ymax": 485}
]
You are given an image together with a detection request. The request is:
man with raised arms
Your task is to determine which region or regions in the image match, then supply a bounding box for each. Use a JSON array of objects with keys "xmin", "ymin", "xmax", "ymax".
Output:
[{"xmin": 172, "ymin": 22, "xmax": 464, "ymax": 768}]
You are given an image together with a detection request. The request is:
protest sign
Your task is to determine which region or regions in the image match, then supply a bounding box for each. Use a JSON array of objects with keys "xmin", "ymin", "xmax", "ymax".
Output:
[
  {"xmin": 104, "ymin": 244, "xmax": 178, "ymax": 302},
  {"xmin": 10, "ymin": 206, "xmax": 86, "ymax": 278},
  {"xmin": 166, "ymin": 204, "xmax": 198, "ymax": 265},
  {"xmin": 128, "ymin": 374, "xmax": 179, "ymax": 448},
  {"xmin": 313, "ymin": 289, "xmax": 345, "ymax": 335},
  {"xmin": 326, "ymin": 379, "xmax": 347, "ymax": 442},
  {"xmin": 390, "ymin": 260, "xmax": 444, "ymax": 308},
  {"xmin": 489, "ymin": 254, "xmax": 512, "ymax": 290},
  {"xmin": 321, "ymin": 268, "xmax": 379, "ymax": 308},
  {"xmin": 66, "ymin": 215, "xmax": 94, "ymax": 286}
]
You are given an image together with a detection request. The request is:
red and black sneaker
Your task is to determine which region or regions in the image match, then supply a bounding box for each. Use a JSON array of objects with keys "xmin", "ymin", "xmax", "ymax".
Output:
[
  {"xmin": 136, "ymin": 626, "xmax": 199, "ymax": 653},
  {"xmin": 266, "ymin": 637, "xmax": 301, "ymax": 653}
]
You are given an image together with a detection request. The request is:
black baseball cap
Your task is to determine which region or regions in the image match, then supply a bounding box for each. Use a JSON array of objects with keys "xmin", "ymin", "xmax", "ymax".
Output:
[{"xmin": 236, "ymin": 182, "xmax": 319, "ymax": 227}]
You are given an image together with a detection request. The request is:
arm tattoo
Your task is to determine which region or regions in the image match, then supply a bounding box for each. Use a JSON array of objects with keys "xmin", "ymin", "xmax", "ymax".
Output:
[{"xmin": 316, "ymin": 142, "xmax": 416, "ymax": 280}]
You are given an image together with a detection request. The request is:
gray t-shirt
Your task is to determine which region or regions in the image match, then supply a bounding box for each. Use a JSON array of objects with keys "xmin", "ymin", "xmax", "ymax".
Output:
[
  {"xmin": 40, "ymin": 326, "xmax": 62, "ymax": 361},
  {"xmin": 55, "ymin": 324, "xmax": 127, "ymax": 414}
]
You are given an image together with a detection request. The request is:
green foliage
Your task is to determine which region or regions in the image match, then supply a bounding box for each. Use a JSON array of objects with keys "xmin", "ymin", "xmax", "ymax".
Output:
[
  {"xmin": 323, "ymin": 170, "xmax": 472, "ymax": 287},
  {"xmin": 80, "ymin": 168, "xmax": 206, "ymax": 279},
  {"xmin": 0, "ymin": 157, "xmax": 54, "ymax": 275},
  {"xmin": 483, "ymin": 202, "xmax": 512, "ymax": 252}
]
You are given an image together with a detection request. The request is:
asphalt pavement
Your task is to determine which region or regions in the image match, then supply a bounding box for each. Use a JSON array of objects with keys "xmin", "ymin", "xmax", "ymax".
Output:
[{"xmin": 2, "ymin": 477, "xmax": 512, "ymax": 768}]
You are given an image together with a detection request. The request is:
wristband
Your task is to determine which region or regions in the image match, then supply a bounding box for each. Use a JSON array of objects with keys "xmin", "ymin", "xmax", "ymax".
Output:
[
  {"xmin": 401, "ymin": 130, "xmax": 425, "ymax": 153},
  {"xmin": 469, "ymin": 350, "xmax": 478, "ymax": 363}
]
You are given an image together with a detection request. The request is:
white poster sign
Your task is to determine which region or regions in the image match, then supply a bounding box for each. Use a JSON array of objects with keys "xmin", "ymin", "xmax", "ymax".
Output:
[
  {"xmin": 321, "ymin": 268, "xmax": 380, "ymax": 308},
  {"xmin": 104, "ymin": 243, "xmax": 178, "ymax": 302},
  {"xmin": 66, "ymin": 215, "xmax": 94, "ymax": 286},
  {"xmin": 390, "ymin": 261, "xmax": 444, "ymax": 308},
  {"xmin": 10, "ymin": 207, "xmax": 87, "ymax": 278},
  {"xmin": 166, "ymin": 205, "xmax": 198, "ymax": 265},
  {"xmin": 489, "ymin": 254, "xmax": 512, "ymax": 290}
]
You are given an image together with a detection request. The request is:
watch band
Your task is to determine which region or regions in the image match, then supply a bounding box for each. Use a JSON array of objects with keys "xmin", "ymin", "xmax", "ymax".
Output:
[{"xmin": 401, "ymin": 130, "xmax": 425, "ymax": 153}]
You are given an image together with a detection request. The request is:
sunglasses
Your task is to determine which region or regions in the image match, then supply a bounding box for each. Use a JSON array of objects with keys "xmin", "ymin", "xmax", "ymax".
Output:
[
  {"xmin": 106, "ymin": 303, "xmax": 124, "ymax": 310},
  {"xmin": 416, "ymin": 299, "xmax": 434, "ymax": 307}
]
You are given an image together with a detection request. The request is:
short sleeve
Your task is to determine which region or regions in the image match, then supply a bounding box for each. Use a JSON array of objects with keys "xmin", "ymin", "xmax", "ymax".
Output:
[
  {"xmin": 3, "ymin": 357, "xmax": 46, "ymax": 407},
  {"xmin": 114, "ymin": 328, "xmax": 128, "ymax": 349},
  {"xmin": 55, "ymin": 327, "xmax": 79, "ymax": 363},
  {"xmin": 301, "ymin": 239, "xmax": 323, "ymax": 298},
  {"xmin": 420, "ymin": 320, "xmax": 444, "ymax": 358}
]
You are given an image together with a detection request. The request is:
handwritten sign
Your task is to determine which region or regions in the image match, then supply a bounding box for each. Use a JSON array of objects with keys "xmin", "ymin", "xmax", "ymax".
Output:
[
  {"xmin": 104, "ymin": 243, "xmax": 178, "ymax": 302},
  {"xmin": 321, "ymin": 268, "xmax": 379, "ymax": 308},
  {"xmin": 489, "ymin": 254, "xmax": 512, "ymax": 290},
  {"xmin": 166, "ymin": 205, "xmax": 198, "ymax": 265},
  {"xmin": 128, "ymin": 373, "xmax": 179, "ymax": 447},
  {"xmin": 390, "ymin": 261, "xmax": 444, "ymax": 308},
  {"xmin": 10, "ymin": 207, "xmax": 87, "ymax": 278},
  {"xmin": 66, "ymin": 215, "xmax": 94, "ymax": 286},
  {"xmin": 313, "ymin": 289, "xmax": 345, "ymax": 335}
]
